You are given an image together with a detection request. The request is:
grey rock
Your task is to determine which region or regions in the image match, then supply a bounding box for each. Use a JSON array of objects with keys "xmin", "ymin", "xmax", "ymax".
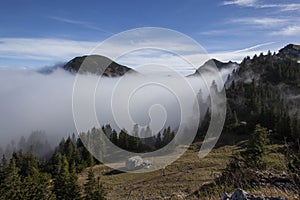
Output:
[
  {"xmin": 222, "ymin": 193, "xmax": 231, "ymax": 200},
  {"xmin": 222, "ymin": 189, "xmax": 286, "ymax": 200},
  {"xmin": 125, "ymin": 156, "xmax": 151, "ymax": 171}
]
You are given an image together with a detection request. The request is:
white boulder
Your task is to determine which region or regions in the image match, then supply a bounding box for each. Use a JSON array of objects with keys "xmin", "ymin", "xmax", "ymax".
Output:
[{"xmin": 125, "ymin": 156, "xmax": 151, "ymax": 170}]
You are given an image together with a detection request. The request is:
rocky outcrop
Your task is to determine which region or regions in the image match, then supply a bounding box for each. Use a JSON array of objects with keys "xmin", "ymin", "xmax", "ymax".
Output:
[
  {"xmin": 125, "ymin": 156, "xmax": 151, "ymax": 170},
  {"xmin": 222, "ymin": 189, "xmax": 285, "ymax": 200}
]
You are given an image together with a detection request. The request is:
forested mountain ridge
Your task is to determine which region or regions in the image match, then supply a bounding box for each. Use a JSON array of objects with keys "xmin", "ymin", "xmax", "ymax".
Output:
[
  {"xmin": 194, "ymin": 44, "xmax": 300, "ymax": 143},
  {"xmin": 218, "ymin": 44, "xmax": 300, "ymax": 144},
  {"xmin": 192, "ymin": 44, "xmax": 299, "ymax": 83},
  {"xmin": 228, "ymin": 44, "xmax": 300, "ymax": 123},
  {"xmin": 233, "ymin": 44, "xmax": 300, "ymax": 84}
]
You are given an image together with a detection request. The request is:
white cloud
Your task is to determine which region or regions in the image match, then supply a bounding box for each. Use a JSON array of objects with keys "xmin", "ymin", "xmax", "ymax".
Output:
[
  {"xmin": 0, "ymin": 38, "xmax": 98, "ymax": 61},
  {"xmin": 259, "ymin": 3, "xmax": 300, "ymax": 12},
  {"xmin": 209, "ymin": 42, "xmax": 277, "ymax": 62},
  {"xmin": 0, "ymin": 36, "xmax": 209, "ymax": 73},
  {"xmin": 223, "ymin": 0, "xmax": 300, "ymax": 12},
  {"xmin": 227, "ymin": 13, "xmax": 299, "ymax": 37},
  {"xmin": 233, "ymin": 42, "xmax": 275, "ymax": 53},
  {"xmin": 198, "ymin": 30, "xmax": 228, "ymax": 35},
  {"xmin": 50, "ymin": 17, "xmax": 88, "ymax": 25},
  {"xmin": 272, "ymin": 25, "xmax": 300, "ymax": 36},
  {"xmin": 223, "ymin": 0, "xmax": 257, "ymax": 7},
  {"xmin": 231, "ymin": 17, "xmax": 287, "ymax": 27},
  {"xmin": 50, "ymin": 16, "xmax": 113, "ymax": 34}
]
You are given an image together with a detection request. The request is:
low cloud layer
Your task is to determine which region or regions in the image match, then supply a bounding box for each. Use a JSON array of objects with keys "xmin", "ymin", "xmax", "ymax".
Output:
[{"xmin": 0, "ymin": 63, "xmax": 234, "ymax": 148}]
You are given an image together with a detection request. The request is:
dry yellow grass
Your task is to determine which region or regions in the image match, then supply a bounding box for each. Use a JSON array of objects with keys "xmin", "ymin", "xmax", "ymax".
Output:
[
  {"xmin": 252, "ymin": 187, "xmax": 300, "ymax": 200},
  {"xmin": 78, "ymin": 142, "xmax": 297, "ymax": 200}
]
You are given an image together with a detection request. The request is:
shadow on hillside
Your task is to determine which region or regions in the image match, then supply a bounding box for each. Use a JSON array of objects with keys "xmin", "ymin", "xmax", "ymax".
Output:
[
  {"xmin": 215, "ymin": 131, "xmax": 249, "ymax": 148},
  {"xmin": 104, "ymin": 168, "xmax": 125, "ymax": 176}
]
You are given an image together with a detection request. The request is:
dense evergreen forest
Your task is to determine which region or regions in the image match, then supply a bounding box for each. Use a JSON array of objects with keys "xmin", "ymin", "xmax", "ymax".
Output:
[
  {"xmin": 0, "ymin": 126, "xmax": 176, "ymax": 199},
  {"xmin": 195, "ymin": 49, "xmax": 300, "ymax": 197}
]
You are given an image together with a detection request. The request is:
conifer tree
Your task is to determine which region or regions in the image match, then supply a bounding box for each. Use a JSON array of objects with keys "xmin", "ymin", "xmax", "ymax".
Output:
[
  {"xmin": 242, "ymin": 124, "xmax": 269, "ymax": 169},
  {"xmin": 109, "ymin": 130, "xmax": 118, "ymax": 146},
  {"xmin": 22, "ymin": 168, "xmax": 55, "ymax": 200},
  {"xmin": 198, "ymin": 108, "xmax": 211, "ymax": 137},
  {"xmin": 84, "ymin": 169, "xmax": 105, "ymax": 200},
  {"xmin": 68, "ymin": 162, "xmax": 82, "ymax": 200},
  {"xmin": 163, "ymin": 127, "xmax": 172, "ymax": 146},
  {"xmin": 155, "ymin": 132, "xmax": 162, "ymax": 149},
  {"xmin": 53, "ymin": 154, "xmax": 71, "ymax": 200},
  {"xmin": 0, "ymin": 155, "xmax": 8, "ymax": 190},
  {"xmin": 0, "ymin": 157, "xmax": 22, "ymax": 199},
  {"xmin": 118, "ymin": 129, "xmax": 129, "ymax": 150}
]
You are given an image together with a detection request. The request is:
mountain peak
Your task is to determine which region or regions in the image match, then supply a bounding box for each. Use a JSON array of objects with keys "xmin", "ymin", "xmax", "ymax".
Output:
[
  {"xmin": 203, "ymin": 59, "xmax": 237, "ymax": 69},
  {"xmin": 281, "ymin": 44, "xmax": 300, "ymax": 51},
  {"xmin": 188, "ymin": 58, "xmax": 239, "ymax": 77},
  {"xmin": 278, "ymin": 44, "xmax": 300, "ymax": 60},
  {"xmin": 63, "ymin": 55, "xmax": 135, "ymax": 77}
]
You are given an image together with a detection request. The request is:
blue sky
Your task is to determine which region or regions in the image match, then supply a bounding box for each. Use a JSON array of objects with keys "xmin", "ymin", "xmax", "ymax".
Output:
[{"xmin": 0, "ymin": 0, "xmax": 300, "ymax": 69}]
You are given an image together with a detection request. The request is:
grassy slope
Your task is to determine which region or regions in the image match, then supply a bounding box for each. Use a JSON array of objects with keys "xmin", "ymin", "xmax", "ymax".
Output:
[{"xmin": 78, "ymin": 138, "xmax": 296, "ymax": 200}]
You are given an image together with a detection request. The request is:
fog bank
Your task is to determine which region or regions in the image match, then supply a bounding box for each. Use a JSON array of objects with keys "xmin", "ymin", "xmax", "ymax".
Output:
[{"xmin": 0, "ymin": 64, "xmax": 234, "ymax": 148}]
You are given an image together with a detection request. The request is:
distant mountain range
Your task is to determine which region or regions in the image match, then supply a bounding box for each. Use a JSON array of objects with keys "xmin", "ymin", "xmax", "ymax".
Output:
[{"xmin": 40, "ymin": 44, "xmax": 300, "ymax": 80}]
